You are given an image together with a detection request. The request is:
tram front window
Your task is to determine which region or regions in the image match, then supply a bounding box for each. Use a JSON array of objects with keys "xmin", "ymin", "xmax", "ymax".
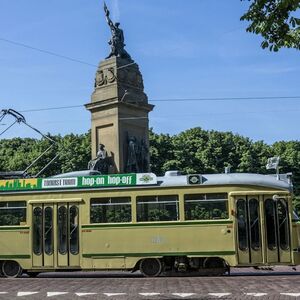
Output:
[
  {"xmin": 277, "ymin": 199, "xmax": 290, "ymax": 250},
  {"xmin": 237, "ymin": 199, "xmax": 248, "ymax": 251},
  {"xmin": 265, "ymin": 199, "xmax": 277, "ymax": 250},
  {"xmin": 249, "ymin": 198, "xmax": 260, "ymax": 250}
]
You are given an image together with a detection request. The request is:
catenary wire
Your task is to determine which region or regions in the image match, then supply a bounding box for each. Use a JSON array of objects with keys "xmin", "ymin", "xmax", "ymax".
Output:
[
  {"xmin": 0, "ymin": 37, "xmax": 97, "ymax": 68},
  {"xmin": 14, "ymin": 96, "xmax": 300, "ymax": 113}
]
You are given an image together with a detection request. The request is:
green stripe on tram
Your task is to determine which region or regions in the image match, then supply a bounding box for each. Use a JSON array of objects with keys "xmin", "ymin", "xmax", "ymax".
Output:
[
  {"xmin": 0, "ymin": 226, "xmax": 30, "ymax": 231},
  {"xmin": 0, "ymin": 254, "xmax": 30, "ymax": 259},
  {"xmin": 83, "ymin": 251, "xmax": 236, "ymax": 258},
  {"xmin": 82, "ymin": 220, "xmax": 233, "ymax": 229}
]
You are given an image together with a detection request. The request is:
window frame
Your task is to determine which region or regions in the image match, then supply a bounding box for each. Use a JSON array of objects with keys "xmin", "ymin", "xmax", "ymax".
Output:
[
  {"xmin": 90, "ymin": 197, "xmax": 132, "ymax": 224},
  {"xmin": 136, "ymin": 194, "xmax": 180, "ymax": 222},
  {"xmin": 184, "ymin": 192, "xmax": 229, "ymax": 221},
  {"xmin": 0, "ymin": 200, "xmax": 27, "ymax": 226}
]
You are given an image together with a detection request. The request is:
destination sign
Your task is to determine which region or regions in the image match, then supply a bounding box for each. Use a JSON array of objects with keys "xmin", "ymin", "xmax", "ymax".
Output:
[{"xmin": 0, "ymin": 173, "xmax": 157, "ymax": 192}]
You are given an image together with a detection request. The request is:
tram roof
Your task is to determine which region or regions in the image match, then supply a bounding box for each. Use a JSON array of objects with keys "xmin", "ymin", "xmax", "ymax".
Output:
[
  {"xmin": 0, "ymin": 170, "xmax": 292, "ymax": 193},
  {"xmin": 158, "ymin": 171, "xmax": 292, "ymax": 191}
]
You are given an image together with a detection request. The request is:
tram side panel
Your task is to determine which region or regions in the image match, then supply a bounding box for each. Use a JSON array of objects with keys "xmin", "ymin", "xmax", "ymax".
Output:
[
  {"xmin": 0, "ymin": 227, "xmax": 31, "ymax": 270},
  {"xmin": 81, "ymin": 223, "xmax": 236, "ymax": 270}
]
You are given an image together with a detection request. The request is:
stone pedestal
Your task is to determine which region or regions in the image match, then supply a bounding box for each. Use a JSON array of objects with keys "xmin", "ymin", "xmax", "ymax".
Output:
[{"xmin": 85, "ymin": 57, "xmax": 154, "ymax": 173}]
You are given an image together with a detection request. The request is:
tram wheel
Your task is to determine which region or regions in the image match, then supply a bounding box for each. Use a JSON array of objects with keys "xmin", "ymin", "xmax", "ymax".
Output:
[
  {"xmin": 139, "ymin": 258, "xmax": 162, "ymax": 277},
  {"xmin": 203, "ymin": 257, "xmax": 227, "ymax": 276},
  {"xmin": 1, "ymin": 261, "xmax": 22, "ymax": 278}
]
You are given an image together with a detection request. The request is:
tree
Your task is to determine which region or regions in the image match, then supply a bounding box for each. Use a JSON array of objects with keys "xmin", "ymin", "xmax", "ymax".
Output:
[
  {"xmin": 149, "ymin": 129, "xmax": 174, "ymax": 175},
  {"xmin": 241, "ymin": 0, "xmax": 300, "ymax": 51},
  {"xmin": 1, "ymin": 128, "xmax": 300, "ymax": 197},
  {"xmin": 0, "ymin": 132, "xmax": 91, "ymax": 177}
]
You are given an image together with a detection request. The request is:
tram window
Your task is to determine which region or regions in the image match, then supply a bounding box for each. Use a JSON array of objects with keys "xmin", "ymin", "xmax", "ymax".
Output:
[
  {"xmin": 277, "ymin": 199, "xmax": 290, "ymax": 250},
  {"xmin": 58, "ymin": 206, "xmax": 68, "ymax": 255},
  {"xmin": 44, "ymin": 207, "xmax": 53, "ymax": 255},
  {"xmin": 265, "ymin": 199, "xmax": 277, "ymax": 250},
  {"xmin": 237, "ymin": 199, "xmax": 248, "ymax": 251},
  {"xmin": 184, "ymin": 193, "xmax": 228, "ymax": 220},
  {"xmin": 90, "ymin": 197, "xmax": 131, "ymax": 223},
  {"xmin": 69, "ymin": 206, "xmax": 79, "ymax": 255},
  {"xmin": 0, "ymin": 201, "xmax": 26, "ymax": 226},
  {"xmin": 137, "ymin": 195, "xmax": 179, "ymax": 222},
  {"xmin": 249, "ymin": 198, "xmax": 260, "ymax": 250},
  {"xmin": 33, "ymin": 207, "xmax": 43, "ymax": 255}
]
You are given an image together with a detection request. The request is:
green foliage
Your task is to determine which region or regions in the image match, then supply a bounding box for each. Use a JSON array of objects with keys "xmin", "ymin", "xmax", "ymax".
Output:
[
  {"xmin": 147, "ymin": 208, "xmax": 171, "ymax": 221},
  {"xmin": 149, "ymin": 127, "xmax": 300, "ymax": 195},
  {"xmin": 241, "ymin": 0, "xmax": 300, "ymax": 51},
  {"xmin": 0, "ymin": 132, "xmax": 91, "ymax": 177},
  {"xmin": 149, "ymin": 128, "xmax": 174, "ymax": 175},
  {"xmin": 293, "ymin": 196, "xmax": 300, "ymax": 215},
  {"xmin": 90, "ymin": 205, "xmax": 131, "ymax": 223},
  {"xmin": 1, "ymin": 127, "xmax": 300, "ymax": 197},
  {"xmin": 150, "ymin": 127, "xmax": 270, "ymax": 175},
  {"xmin": 185, "ymin": 202, "xmax": 229, "ymax": 220}
]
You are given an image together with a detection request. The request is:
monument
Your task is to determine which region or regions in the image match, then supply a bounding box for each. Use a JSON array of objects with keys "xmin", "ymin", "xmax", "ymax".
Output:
[{"xmin": 85, "ymin": 3, "xmax": 154, "ymax": 174}]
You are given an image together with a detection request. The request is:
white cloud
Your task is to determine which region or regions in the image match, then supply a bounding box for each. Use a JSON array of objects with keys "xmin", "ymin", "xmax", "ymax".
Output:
[{"xmin": 241, "ymin": 64, "xmax": 298, "ymax": 74}]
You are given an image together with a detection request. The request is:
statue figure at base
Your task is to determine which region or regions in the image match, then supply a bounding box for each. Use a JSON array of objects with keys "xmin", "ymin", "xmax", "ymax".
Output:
[
  {"xmin": 88, "ymin": 143, "xmax": 110, "ymax": 174},
  {"xmin": 104, "ymin": 2, "xmax": 132, "ymax": 60},
  {"xmin": 139, "ymin": 139, "xmax": 149, "ymax": 172},
  {"xmin": 126, "ymin": 137, "xmax": 139, "ymax": 173}
]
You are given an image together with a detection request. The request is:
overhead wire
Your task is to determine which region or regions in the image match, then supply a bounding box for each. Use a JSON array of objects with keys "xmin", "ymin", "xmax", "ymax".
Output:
[
  {"xmin": 2, "ymin": 37, "xmax": 300, "ymax": 121},
  {"xmin": 12, "ymin": 95, "xmax": 300, "ymax": 113},
  {"xmin": 0, "ymin": 37, "xmax": 97, "ymax": 68}
]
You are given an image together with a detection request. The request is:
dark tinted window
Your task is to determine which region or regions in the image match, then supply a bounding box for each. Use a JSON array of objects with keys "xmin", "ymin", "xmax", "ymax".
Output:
[
  {"xmin": 58, "ymin": 206, "xmax": 68, "ymax": 254},
  {"xmin": 237, "ymin": 199, "xmax": 248, "ymax": 251},
  {"xmin": 44, "ymin": 207, "xmax": 53, "ymax": 255},
  {"xmin": 277, "ymin": 199, "xmax": 290, "ymax": 250},
  {"xmin": 265, "ymin": 199, "xmax": 277, "ymax": 250},
  {"xmin": 70, "ymin": 205, "xmax": 79, "ymax": 255},
  {"xmin": 0, "ymin": 201, "xmax": 26, "ymax": 226},
  {"xmin": 137, "ymin": 195, "xmax": 179, "ymax": 222},
  {"xmin": 249, "ymin": 198, "xmax": 260, "ymax": 250},
  {"xmin": 90, "ymin": 197, "xmax": 131, "ymax": 223},
  {"xmin": 33, "ymin": 207, "xmax": 43, "ymax": 255},
  {"xmin": 184, "ymin": 193, "xmax": 228, "ymax": 220}
]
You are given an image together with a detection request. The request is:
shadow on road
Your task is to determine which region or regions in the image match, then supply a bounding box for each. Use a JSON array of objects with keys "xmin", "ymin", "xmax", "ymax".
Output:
[{"xmin": 19, "ymin": 267, "xmax": 300, "ymax": 279}]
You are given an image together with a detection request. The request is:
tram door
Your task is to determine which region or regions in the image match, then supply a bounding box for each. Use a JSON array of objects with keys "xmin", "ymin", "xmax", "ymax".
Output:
[
  {"xmin": 32, "ymin": 203, "xmax": 80, "ymax": 268},
  {"xmin": 264, "ymin": 197, "xmax": 291, "ymax": 263},
  {"xmin": 236, "ymin": 196, "xmax": 263, "ymax": 264}
]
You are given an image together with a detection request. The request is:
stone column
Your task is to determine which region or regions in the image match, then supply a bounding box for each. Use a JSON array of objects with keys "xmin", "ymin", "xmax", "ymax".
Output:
[{"xmin": 85, "ymin": 57, "xmax": 154, "ymax": 173}]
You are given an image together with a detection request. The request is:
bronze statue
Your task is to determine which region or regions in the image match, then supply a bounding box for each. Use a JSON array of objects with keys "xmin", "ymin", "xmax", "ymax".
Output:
[
  {"xmin": 126, "ymin": 136, "xmax": 139, "ymax": 173},
  {"xmin": 88, "ymin": 143, "xmax": 110, "ymax": 174},
  {"xmin": 139, "ymin": 139, "xmax": 149, "ymax": 172},
  {"xmin": 104, "ymin": 2, "xmax": 132, "ymax": 60}
]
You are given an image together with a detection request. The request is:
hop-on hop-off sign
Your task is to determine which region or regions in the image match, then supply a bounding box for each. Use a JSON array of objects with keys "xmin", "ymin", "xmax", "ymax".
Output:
[{"xmin": 0, "ymin": 173, "xmax": 157, "ymax": 192}]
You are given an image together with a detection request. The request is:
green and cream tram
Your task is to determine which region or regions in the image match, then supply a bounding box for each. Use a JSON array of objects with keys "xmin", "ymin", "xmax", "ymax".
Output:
[{"xmin": 0, "ymin": 170, "xmax": 299, "ymax": 277}]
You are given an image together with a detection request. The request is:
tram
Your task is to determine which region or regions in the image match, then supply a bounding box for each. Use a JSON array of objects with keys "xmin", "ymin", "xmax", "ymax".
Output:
[{"xmin": 0, "ymin": 170, "xmax": 299, "ymax": 278}]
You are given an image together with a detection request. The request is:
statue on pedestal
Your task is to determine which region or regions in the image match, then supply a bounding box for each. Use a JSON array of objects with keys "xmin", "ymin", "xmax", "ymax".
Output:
[
  {"xmin": 88, "ymin": 143, "xmax": 110, "ymax": 174},
  {"xmin": 104, "ymin": 2, "xmax": 132, "ymax": 60},
  {"xmin": 126, "ymin": 137, "xmax": 139, "ymax": 173}
]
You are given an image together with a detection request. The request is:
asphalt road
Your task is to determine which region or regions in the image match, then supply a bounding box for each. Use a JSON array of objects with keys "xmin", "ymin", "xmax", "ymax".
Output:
[{"xmin": 1, "ymin": 267, "xmax": 300, "ymax": 299}]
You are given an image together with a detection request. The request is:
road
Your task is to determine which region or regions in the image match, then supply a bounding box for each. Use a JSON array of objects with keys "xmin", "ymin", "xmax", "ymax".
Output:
[{"xmin": 1, "ymin": 267, "xmax": 300, "ymax": 299}]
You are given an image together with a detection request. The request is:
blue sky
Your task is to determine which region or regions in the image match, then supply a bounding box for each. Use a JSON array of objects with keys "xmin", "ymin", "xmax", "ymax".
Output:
[{"xmin": 0, "ymin": 0, "xmax": 299, "ymax": 143}]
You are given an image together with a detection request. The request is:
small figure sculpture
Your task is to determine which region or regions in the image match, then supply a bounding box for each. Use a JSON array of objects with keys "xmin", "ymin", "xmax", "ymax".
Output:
[
  {"xmin": 104, "ymin": 2, "xmax": 132, "ymax": 60},
  {"xmin": 96, "ymin": 143, "xmax": 108, "ymax": 160},
  {"xmin": 139, "ymin": 139, "xmax": 149, "ymax": 172},
  {"xmin": 88, "ymin": 144, "xmax": 109, "ymax": 174},
  {"xmin": 126, "ymin": 137, "xmax": 139, "ymax": 173}
]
